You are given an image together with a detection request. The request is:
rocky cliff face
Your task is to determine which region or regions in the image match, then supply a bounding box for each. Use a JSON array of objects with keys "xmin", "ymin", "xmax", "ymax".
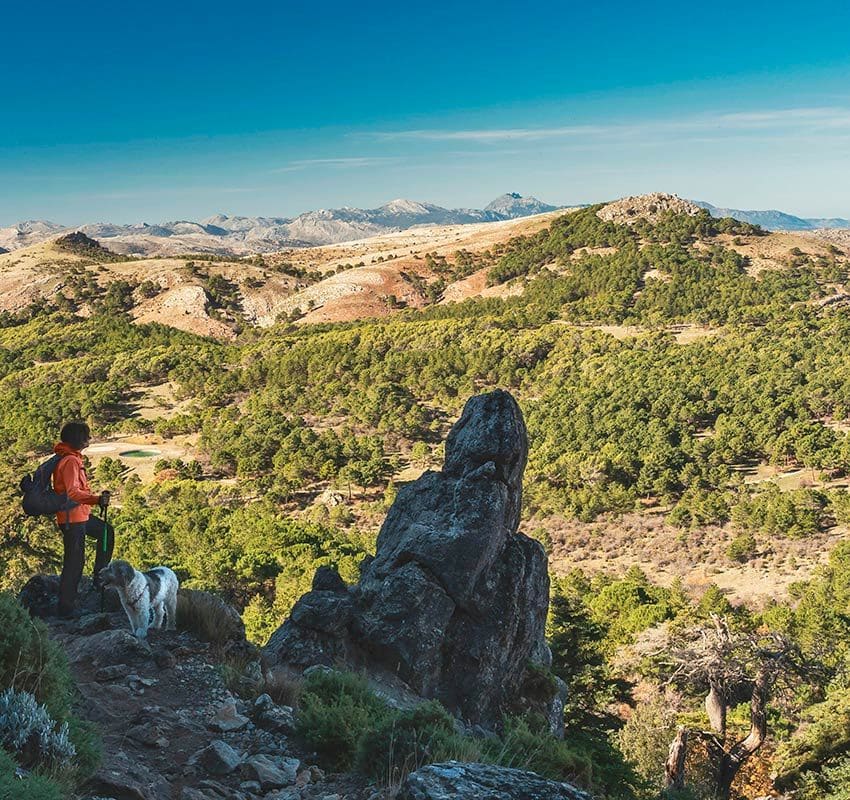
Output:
[{"xmin": 265, "ymin": 390, "xmax": 561, "ymax": 731}]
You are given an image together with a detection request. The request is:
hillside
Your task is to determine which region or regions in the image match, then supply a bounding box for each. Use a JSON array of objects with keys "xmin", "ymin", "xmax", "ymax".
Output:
[
  {"xmin": 2, "ymin": 192, "xmax": 849, "ymax": 601},
  {"xmin": 1, "ymin": 196, "xmax": 845, "ymax": 338},
  {"xmin": 0, "ymin": 210, "xmax": 564, "ymax": 335}
]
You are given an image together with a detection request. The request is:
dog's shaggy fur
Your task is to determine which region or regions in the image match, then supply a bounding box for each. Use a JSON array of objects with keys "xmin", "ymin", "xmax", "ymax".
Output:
[{"xmin": 99, "ymin": 560, "xmax": 178, "ymax": 638}]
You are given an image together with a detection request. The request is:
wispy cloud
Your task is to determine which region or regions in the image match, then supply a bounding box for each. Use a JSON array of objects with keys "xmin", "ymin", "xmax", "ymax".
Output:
[
  {"xmin": 370, "ymin": 106, "xmax": 850, "ymax": 144},
  {"xmin": 271, "ymin": 156, "xmax": 403, "ymax": 173},
  {"xmin": 373, "ymin": 126, "xmax": 609, "ymax": 142}
]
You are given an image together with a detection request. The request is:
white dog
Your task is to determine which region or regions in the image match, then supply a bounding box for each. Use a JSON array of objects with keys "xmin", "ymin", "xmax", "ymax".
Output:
[{"xmin": 99, "ymin": 560, "xmax": 179, "ymax": 638}]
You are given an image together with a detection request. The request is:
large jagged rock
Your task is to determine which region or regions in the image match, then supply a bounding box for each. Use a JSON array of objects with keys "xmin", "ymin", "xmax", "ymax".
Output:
[
  {"xmin": 400, "ymin": 762, "xmax": 592, "ymax": 800},
  {"xmin": 265, "ymin": 390, "xmax": 557, "ymax": 728}
]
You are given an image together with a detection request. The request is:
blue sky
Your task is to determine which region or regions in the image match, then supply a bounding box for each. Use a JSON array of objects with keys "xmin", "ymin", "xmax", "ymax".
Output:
[{"xmin": 3, "ymin": 0, "xmax": 850, "ymax": 224}]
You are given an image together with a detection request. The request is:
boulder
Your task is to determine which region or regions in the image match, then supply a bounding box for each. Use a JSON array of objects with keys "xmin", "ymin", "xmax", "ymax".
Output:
[
  {"xmin": 70, "ymin": 611, "xmax": 112, "ymax": 636},
  {"xmin": 312, "ymin": 565, "xmax": 347, "ymax": 592},
  {"xmin": 208, "ymin": 700, "xmax": 250, "ymax": 732},
  {"xmin": 263, "ymin": 790, "xmax": 301, "ymax": 800},
  {"xmin": 400, "ymin": 762, "xmax": 591, "ymax": 800},
  {"xmin": 18, "ymin": 574, "xmax": 122, "ymax": 618},
  {"xmin": 264, "ymin": 390, "xmax": 554, "ymax": 729},
  {"xmin": 64, "ymin": 629, "xmax": 152, "ymax": 667},
  {"xmin": 188, "ymin": 740, "xmax": 243, "ymax": 775},
  {"xmin": 86, "ymin": 749, "xmax": 171, "ymax": 800},
  {"xmin": 17, "ymin": 574, "xmax": 60, "ymax": 618},
  {"xmin": 240, "ymin": 754, "xmax": 299, "ymax": 790},
  {"xmin": 95, "ymin": 663, "xmax": 132, "ymax": 682},
  {"xmin": 180, "ymin": 789, "xmax": 216, "ymax": 800},
  {"xmin": 252, "ymin": 694, "xmax": 296, "ymax": 733}
]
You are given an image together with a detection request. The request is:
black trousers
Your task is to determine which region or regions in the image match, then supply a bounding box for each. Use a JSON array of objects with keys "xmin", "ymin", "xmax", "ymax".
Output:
[{"xmin": 57, "ymin": 516, "xmax": 115, "ymax": 615}]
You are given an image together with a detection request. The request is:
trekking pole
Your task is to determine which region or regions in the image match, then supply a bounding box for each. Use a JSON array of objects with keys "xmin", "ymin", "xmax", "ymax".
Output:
[{"xmin": 100, "ymin": 505, "xmax": 108, "ymax": 613}]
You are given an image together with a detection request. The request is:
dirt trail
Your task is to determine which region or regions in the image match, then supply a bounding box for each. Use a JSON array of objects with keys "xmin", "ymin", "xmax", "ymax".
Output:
[{"xmin": 40, "ymin": 585, "xmax": 376, "ymax": 800}]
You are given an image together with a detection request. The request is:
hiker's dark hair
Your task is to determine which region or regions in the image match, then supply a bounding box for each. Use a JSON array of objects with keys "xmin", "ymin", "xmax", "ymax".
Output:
[{"xmin": 60, "ymin": 422, "xmax": 91, "ymax": 449}]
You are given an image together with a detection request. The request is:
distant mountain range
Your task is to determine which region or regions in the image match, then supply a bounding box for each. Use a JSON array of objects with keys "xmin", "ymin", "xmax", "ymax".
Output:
[
  {"xmin": 0, "ymin": 193, "xmax": 559, "ymax": 257},
  {"xmin": 3, "ymin": 194, "xmax": 847, "ymax": 258},
  {"xmin": 696, "ymin": 202, "xmax": 850, "ymax": 231}
]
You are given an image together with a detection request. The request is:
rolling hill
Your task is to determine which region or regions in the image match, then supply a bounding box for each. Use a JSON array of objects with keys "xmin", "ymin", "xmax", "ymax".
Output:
[{"xmin": 2, "ymin": 194, "xmax": 845, "ymax": 340}]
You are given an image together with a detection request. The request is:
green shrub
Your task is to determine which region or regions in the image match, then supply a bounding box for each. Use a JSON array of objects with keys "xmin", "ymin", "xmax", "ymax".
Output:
[
  {"xmin": 63, "ymin": 716, "xmax": 100, "ymax": 784},
  {"xmin": 726, "ymin": 532, "xmax": 757, "ymax": 563},
  {"xmin": 0, "ymin": 594, "xmax": 100, "ymax": 790},
  {"xmin": 0, "ymin": 594, "xmax": 72, "ymax": 720},
  {"xmin": 795, "ymin": 756, "xmax": 850, "ymax": 800},
  {"xmin": 617, "ymin": 693, "xmax": 677, "ymax": 790},
  {"xmin": 0, "ymin": 748, "xmax": 63, "ymax": 800},
  {"xmin": 295, "ymin": 670, "xmax": 640, "ymax": 798},
  {"xmin": 483, "ymin": 714, "xmax": 594, "ymax": 787},
  {"xmin": 355, "ymin": 701, "xmax": 478, "ymax": 783},
  {"xmin": 295, "ymin": 670, "xmax": 390, "ymax": 770},
  {"xmin": 774, "ymin": 688, "xmax": 850, "ymax": 789}
]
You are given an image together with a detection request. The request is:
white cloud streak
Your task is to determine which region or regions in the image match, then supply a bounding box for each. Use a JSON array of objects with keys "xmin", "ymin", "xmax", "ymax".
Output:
[
  {"xmin": 371, "ymin": 106, "xmax": 850, "ymax": 144},
  {"xmin": 272, "ymin": 156, "xmax": 403, "ymax": 173}
]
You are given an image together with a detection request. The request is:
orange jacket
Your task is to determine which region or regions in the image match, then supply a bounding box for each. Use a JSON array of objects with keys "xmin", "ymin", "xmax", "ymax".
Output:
[{"xmin": 52, "ymin": 442, "xmax": 101, "ymax": 525}]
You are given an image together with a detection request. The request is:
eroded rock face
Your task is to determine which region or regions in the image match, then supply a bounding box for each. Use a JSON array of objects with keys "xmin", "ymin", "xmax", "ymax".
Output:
[
  {"xmin": 400, "ymin": 762, "xmax": 591, "ymax": 800},
  {"xmin": 264, "ymin": 390, "xmax": 555, "ymax": 728}
]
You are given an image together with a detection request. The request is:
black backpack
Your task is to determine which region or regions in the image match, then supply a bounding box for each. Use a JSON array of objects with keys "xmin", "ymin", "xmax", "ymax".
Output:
[{"xmin": 20, "ymin": 454, "xmax": 79, "ymax": 518}]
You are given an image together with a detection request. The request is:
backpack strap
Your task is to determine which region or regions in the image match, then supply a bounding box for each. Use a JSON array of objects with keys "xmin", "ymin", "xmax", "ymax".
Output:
[{"xmin": 50, "ymin": 454, "xmax": 75, "ymax": 532}]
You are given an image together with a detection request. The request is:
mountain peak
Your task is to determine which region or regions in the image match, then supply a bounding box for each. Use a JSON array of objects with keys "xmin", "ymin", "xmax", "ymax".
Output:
[
  {"xmin": 484, "ymin": 193, "xmax": 557, "ymax": 218},
  {"xmin": 379, "ymin": 198, "xmax": 436, "ymax": 215}
]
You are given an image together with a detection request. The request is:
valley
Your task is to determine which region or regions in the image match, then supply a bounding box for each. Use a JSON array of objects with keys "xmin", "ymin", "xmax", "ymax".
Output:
[
  {"xmin": 3, "ymin": 192, "xmax": 849, "ymax": 606},
  {"xmin": 3, "ymin": 192, "xmax": 850, "ymax": 799}
]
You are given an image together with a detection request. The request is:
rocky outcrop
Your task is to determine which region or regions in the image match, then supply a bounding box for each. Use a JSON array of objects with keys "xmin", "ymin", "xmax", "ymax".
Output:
[
  {"xmin": 400, "ymin": 762, "xmax": 591, "ymax": 800},
  {"xmin": 55, "ymin": 231, "xmax": 120, "ymax": 261},
  {"xmin": 265, "ymin": 390, "xmax": 558, "ymax": 730},
  {"xmin": 597, "ymin": 192, "xmax": 702, "ymax": 225}
]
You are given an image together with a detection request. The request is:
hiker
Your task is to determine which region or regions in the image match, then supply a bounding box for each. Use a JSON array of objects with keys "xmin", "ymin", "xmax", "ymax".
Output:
[{"xmin": 53, "ymin": 422, "xmax": 115, "ymax": 617}]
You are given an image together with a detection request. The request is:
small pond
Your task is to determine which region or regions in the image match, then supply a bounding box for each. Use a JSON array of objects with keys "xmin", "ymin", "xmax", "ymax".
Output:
[{"xmin": 119, "ymin": 449, "xmax": 161, "ymax": 458}]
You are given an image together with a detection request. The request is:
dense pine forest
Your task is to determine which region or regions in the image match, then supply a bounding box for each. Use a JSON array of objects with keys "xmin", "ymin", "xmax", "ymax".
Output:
[{"xmin": 3, "ymin": 206, "xmax": 850, "ymax": 798}]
